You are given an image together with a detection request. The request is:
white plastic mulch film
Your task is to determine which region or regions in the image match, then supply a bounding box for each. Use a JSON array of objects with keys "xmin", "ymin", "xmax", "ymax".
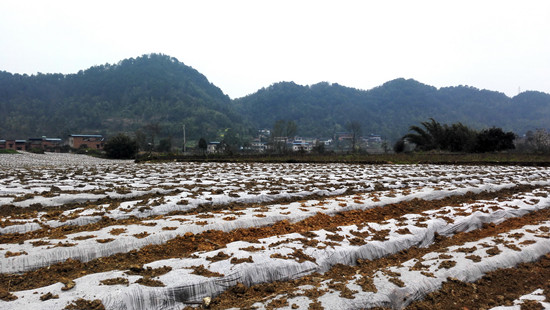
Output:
[{"xmin": 1, "ymin": 152, "xmax": 550, "ymax": 309}]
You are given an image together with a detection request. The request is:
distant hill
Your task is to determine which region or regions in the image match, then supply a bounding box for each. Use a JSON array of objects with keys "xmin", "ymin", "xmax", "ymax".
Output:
[
  {"xmin": 1, "ymin": 54, "xmax": 550, "ymax": 146},
  {"xmin": 235, "ymin": 79, "xmax": 550, "ymax": 141},
  {"xmin": 0, "ymin": 54, "xmax": 247, "ymax": 145}
]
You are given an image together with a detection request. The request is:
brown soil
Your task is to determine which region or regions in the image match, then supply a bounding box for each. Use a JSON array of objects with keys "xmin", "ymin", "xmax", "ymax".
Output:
[
  {"xmin": 99, "ymin": 277, "xmax": 129, "ymax": 286},
  {"xmin": 124, "ymin": 265, "xmax": 172, "ymax": 277},
  {"xmin": 190, "ymin": 265, "xmax": 224, "ymax": 278},
  {"xmin": 64, "ymin": 298, "xmax": 105, "ymax": 310},
  {"xmin": 0, "ymin": 288, "xmax": 17, "ymax": 301},
  {"xmin": 135, "ymin": 277, "xmax": 165, "ymax": 287},
  {"xmin": 39, "ymin": 292, "xmax": 59, "ymax": 301},
  {"xmin": 404, "ymin": 254, "xmax": 550, "ymax": 310}
]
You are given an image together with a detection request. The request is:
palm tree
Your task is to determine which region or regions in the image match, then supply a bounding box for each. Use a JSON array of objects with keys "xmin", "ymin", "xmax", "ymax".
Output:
[{"xmin": 404, "ymin": 118, "xmax": 445, "ymax": 151}]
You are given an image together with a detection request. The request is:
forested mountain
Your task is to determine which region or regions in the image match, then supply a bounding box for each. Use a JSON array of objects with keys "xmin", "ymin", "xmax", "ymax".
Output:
[
  {"xmin": 1, "ymin": 54, "xmax": 550, "ymax": 145},
  {"xmin": 235, "ymin": 79, "xmax": 550, "ymax": 141},
  {"xmin": 0, "ymin": 54, "xmax": 248, "ymax": 144}
]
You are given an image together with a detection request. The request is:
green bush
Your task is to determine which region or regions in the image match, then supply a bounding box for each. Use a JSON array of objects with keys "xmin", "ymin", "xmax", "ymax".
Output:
[
  {"xmin": 0, "ymin": 149, "xmax": 18, "ymax": 154},
  {"xmin": 29, "ymin": 147, "xmax": 45, "ymax": 154},
  {"xmin": 104, "ymin": 134, "xmax": 138, "ymax": 159},
  {"xmin": 74, "ymin": 148, "xmax": 103, "ymax": 156},
  {"xmin": 393, "ymin": 138, "xmax": 405, "ymax": 153},
  {"xmin": 403, "ymin": 119, "xmax": 515, "ymax": 153}
]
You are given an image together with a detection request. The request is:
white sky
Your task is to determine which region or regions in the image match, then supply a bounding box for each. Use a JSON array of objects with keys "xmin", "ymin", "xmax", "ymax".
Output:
[{"xmin": 1, "ymin": 0, "xmax": 549, "ymax": 99}]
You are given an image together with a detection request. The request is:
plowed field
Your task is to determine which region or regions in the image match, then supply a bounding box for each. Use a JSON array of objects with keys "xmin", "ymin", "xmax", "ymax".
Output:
[{"xmin": 1, "ymin": 152, "xmax": 549, "ymax": 309}]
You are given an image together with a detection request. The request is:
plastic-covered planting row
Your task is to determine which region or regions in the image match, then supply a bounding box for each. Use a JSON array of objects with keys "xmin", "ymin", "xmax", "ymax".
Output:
[
  {"xmin": 1, "ymin": 161, "xmax": 545, "ymax": 238},
  {"xmin": 1, "ymin": 157, "xmax": 545, "ymax": 206},
  {"xmin": 254, "ymin": 222, "xmax": 550, "ymax": 310},
  {"xmin": 3, "ymin": 163, "xmax": 541, "ymax": 197},
  {"xmin": 0, "ymin": 152, "xmax": 129, "ymax": 168},
  {"xmin": 0, "ymin": 186, "xmax": 350, "ymax": 235},
  {"xmin": 490, "ymin": 289, "xmax": 550, "ymax": 309},
  {"xmin": 2, "ymin": 190, "xmax": 549, "ymax": 309},
  {"xmin": 0, "ymin": 182, "xmax": 532, "ymax": 273},
  {"xmin": 2, "ymin": 164, "xmax": 543, "ymax": 236},
  {"xmin": 0, "ymin": 167, "xmax": 503, "ymax": 206}
]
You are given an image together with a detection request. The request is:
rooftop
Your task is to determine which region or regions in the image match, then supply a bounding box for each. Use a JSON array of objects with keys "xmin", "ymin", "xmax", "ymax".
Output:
[{"xmin": 69, "ymin": 134, "xmax": 103, "ymax": 138}]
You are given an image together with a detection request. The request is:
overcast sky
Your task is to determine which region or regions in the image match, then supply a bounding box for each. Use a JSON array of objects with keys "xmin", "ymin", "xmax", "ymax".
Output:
[{"xmin": 1, "ymin": 0, "xmax": 549, "ymax": 99}]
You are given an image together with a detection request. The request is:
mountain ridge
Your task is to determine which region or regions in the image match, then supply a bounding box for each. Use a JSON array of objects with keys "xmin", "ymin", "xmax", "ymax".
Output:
[
  {"xmin": 0, "ymin": 54, "xmax": 246, "ymax": 143},
  {"xmin": 1, "ymin": 54, "xmax": 549, "ymax": 145},
  {"xmin": 234, "ymin": 78, "xmax": 550, "ymax": 140}
]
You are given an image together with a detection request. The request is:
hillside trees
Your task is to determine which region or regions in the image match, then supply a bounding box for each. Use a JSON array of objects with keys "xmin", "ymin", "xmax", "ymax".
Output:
[
  {"xmin": 0, "ymin": 54, "xmax": 241, "ymax": 143},
  {"xmin": 234, "ymin": 79, "xmax": 550, "ymax": 142},
  {"xmin": 3, "ymin": 55, "xmax": 550, "ymax": 144}
]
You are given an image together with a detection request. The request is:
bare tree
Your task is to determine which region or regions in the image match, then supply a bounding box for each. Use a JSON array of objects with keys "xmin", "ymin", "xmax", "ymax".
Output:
[
  {"xmin": 346, "ymin": 121, "xmax": 362, "ymax": 152},
  {"xmin": 523, "ymin": 129, "xmax": 550, "ymax": 153},
  {"xmin": 143, "ymin": 122, "xmax": 161, "ymax": 151},
  {"xmin": 270, "ymin": 120, "xmax": 297, "ymax": 154}
]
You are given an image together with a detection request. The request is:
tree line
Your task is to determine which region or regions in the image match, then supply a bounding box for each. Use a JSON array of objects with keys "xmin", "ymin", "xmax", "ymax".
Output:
[
  {"xmin": 104, "ymin": 118, "xmax": 550, "ymax": 159},
  {"xmin": 394, "ymin": 119, "xmax": 515, "ymax": 153}
]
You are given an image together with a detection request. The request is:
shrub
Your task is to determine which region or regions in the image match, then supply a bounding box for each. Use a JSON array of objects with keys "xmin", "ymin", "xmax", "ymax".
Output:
[
  {"xmin": 0, "ymin": 149, "xmax": 18, "ymax": 154},
  {"xmin": 474, "ymin": 127, "xmax": 515, "ymax": 153},
  {"xmin": 393, "ymin": 138, "xmax": 405, "ymax": 153},
  {"xmin": 29, "ymin": 148, "xmax": 45, "ymax": 154},
  {"xmin": 156, "ymin": 138, "xmax": 172, "ymax": 153},
  {"xmin": 104, "ymin": 134, "xmax": 138, "ymax": 159}
]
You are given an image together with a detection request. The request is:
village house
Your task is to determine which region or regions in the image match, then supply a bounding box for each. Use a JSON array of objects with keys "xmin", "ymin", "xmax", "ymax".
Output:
[
  {"xmin": 207, "ymin": 141, "xmax": 220, "ymax": 154},
  {"xmin": 68, "ymin": 134, "xmax": 105, "ymax": 150},
  {"xmin": 291, "ymin": 141, "xmax": 313, "ymax": 152},
  {"xmin": 366, "ymin": 134, "xmax": 383, "ymax": 143},
  {"xmin": 0, "ymin": 139, "xmax": 27, "ymax": 151},
  {"xmin": 42, "ymin": 137, "xmax": 63, "ymax": 150},
  {"xmin": 28, "ymin": 137, "xmax": 63, "ymax": 152},
  {"xmin": 251, "ymin": 140, "xmax": 267, "ymax": 153},
  {"xmin": 258, "ymin": 129, "xmax": 271, "ymax": 140},
  {"xmin": 318, "ymin": 138, "xmax": 333, "ymax": 146},
  {"xmin": 335, "ymin": 132, "xmax": 353, "ymax": 141}
]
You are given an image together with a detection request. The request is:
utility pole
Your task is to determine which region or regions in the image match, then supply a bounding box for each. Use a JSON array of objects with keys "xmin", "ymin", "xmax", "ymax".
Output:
[{"xmin": 183, "ymin": 124, "xmax": 186, "ymax": 154}]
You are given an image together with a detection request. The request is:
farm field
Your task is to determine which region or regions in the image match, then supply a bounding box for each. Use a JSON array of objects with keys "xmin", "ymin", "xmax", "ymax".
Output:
[{"xmin": 1, "ymin": 152, "xmax": 550, "ymax": 309}]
